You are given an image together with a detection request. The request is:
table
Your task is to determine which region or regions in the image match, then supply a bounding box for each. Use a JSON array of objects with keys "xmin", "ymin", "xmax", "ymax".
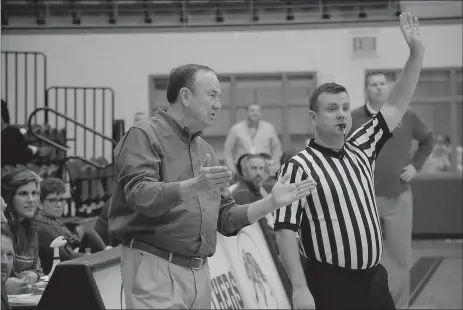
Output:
[{"xmin": 9, "ymin": 279, "xmax": 47, "ymax": 310}]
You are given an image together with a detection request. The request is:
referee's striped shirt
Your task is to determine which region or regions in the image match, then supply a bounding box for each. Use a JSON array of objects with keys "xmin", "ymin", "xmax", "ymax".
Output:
[{"xmin": 274, "ymin": 112, "xmax": 392, "ymax": 270}]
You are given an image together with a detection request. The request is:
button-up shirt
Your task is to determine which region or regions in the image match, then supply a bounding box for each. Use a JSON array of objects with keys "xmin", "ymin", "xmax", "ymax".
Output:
[
  {"xmin": 224, "ymin": 120, "xmax": 282, "ymax": 172},
  {"xmin": 109, "ymin": 109, "xmax": 251, "ymax": 258},
  {"xmin": 351, "ymin": 105, "xmax": 434, "ymax": 197}
]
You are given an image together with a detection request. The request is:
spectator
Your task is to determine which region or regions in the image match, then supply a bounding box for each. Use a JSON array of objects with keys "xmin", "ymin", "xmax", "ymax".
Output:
[
  {"xmin": 258, "ymin": 152, "xmax": 277, "ymax": 195},
  {"xmin": 224, "ymin": 103, "xmax": 282, "ymax": 176},
  {"xmin": 1, "ymin": 168, "xmax": 44, "ymax": 288},
  {"xmin": 34, "ymin": 178, "xmax": 85, "ymax": 274},
  {"xmin": 2, "ymin": 221, "xmax": 17, "ymax": 310},
  {"xmin": 421, "ymin": 134, "xmax": 452, "ymax": 173},
  {"xmin": 231, "ymin": 153, "xmax": 267, "ymax": 204},
  {"xmin": 1, "ymin": 101, "xmax": 38, "ymax": 166},
  {"xmin": 35, "ymin": 178, "xmax": 107, "ymax": 274}
]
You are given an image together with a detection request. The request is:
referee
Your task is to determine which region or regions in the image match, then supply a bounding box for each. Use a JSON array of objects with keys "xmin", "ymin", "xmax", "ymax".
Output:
[{"xmin": 274, "ymin": 13, "xmax": 425, "ymax": 310}]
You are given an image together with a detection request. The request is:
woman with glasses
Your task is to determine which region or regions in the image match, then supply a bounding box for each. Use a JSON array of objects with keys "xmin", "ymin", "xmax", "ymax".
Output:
[{"xmin": 1, "ymin": 168, "xmax": 44, "ymax": 293}]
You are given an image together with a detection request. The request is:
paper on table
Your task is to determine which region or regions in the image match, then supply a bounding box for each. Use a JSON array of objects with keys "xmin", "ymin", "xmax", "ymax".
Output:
[{"xmin": 8, "ymin": 293, "xmax": 41, "ymax": 305}]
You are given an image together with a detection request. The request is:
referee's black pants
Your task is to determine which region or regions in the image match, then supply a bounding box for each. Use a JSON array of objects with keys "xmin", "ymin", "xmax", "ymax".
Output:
[{"xmin": 304, "ymin": 259, "xmax": 396, "ymax": 310}]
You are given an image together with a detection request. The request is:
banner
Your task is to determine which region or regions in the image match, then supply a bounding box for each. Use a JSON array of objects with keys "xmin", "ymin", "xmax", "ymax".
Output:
[
  {"xmin": 220, "ymin": 223, "xmax": 291, "ymax": 309},
  {"xmin": 208, "ymin": 235, "xmax": 245, "ymax": 309}
]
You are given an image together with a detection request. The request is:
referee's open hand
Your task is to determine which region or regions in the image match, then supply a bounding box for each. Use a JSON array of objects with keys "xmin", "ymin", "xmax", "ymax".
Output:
[
  {"xmin": 270, "ymin": 171, "xmax": 317, "ymax": 210},
  {"xmin": 194, "ymin": 154, "xmax": 233, "ymax": 192}
]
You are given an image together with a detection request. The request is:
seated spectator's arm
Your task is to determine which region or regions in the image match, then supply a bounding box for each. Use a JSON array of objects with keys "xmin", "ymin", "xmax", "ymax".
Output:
[
  {"xmin": 18, "ymin": 241, "xmax": 44, "ymax": 283},
  {"xmin": 60, "ymin": 244, "xmax": 84, "ymax": 260}
]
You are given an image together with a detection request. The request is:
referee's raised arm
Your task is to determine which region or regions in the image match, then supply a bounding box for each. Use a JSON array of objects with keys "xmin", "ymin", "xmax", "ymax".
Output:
[
  {"xmin": 274, "ymin": 161, "xmax": 316, "ymax": 309},
  {"xmin": 380, "ymin": 13, "xmax": 425, "ymax": 132}
]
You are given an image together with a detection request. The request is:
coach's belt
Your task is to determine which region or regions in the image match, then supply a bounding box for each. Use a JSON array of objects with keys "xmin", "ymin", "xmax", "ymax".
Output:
[{"xmin": 123, "ymin": 239, "xmax": 207, "ymax": 270}]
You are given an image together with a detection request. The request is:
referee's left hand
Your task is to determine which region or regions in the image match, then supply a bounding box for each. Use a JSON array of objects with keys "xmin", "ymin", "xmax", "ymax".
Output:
[{"xmin": 270, "ymin": 171, "xmax": 317, "ymax": 209}]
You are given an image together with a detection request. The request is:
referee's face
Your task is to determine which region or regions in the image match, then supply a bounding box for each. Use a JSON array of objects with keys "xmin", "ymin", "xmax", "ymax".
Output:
[{"xmin": 314, "ymin": 92, "xmax": 352, "ymax": 137}]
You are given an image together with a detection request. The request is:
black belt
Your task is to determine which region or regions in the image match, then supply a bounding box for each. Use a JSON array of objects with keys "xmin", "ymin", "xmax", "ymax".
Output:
[{"xmin": 123, "ymin": 239, "xmax": 207, "ymax": 270}]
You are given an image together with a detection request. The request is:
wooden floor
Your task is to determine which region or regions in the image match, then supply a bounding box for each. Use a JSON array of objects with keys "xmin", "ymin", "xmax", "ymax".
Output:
[{"xmin": 409, "ymin": 239, "xmax": 462, "ymax": 309}]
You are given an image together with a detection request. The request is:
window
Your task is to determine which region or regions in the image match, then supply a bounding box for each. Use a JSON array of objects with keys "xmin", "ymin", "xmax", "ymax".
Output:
[{"xmin": 149, "ymin": 72, "xmax": 317, "ymax": 158}]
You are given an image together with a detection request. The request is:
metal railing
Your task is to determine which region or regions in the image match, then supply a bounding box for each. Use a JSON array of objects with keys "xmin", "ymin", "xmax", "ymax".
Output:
[
  {"xmin": 1, "ymin": 51, "xmax": 47, "ymax": 124},
  {"xmin": 46, "ymin": 86, "xmax": 115, "ymax": 162},
  {"xmin": 27, "ymin": 107, "xmax": 117, "ymax": 169},
  {"xmin": 2, "ymin": 0, "xmax": 406, "ymax": 30}
]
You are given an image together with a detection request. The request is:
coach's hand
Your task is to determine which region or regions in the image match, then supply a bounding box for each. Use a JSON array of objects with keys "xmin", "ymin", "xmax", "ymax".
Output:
[
  {"xmin": 270, "ymin": 171, "xmax": 317, "ymax": 210},
  {"xmin": 193, "ymin": 154, "xmax": 232, "ymax": 192},
  {"xmin": 293, "ymin": 286, "xmax": 316, "ymax": 309}
]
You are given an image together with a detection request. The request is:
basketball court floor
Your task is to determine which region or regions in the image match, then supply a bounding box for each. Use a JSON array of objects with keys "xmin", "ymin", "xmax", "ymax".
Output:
[{"xmin": 408, "ymin": 239, "xmax": 462, "ymax": 309}]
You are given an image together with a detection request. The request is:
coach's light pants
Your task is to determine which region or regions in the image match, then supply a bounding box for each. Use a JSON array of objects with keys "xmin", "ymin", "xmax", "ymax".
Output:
[
  {"xmin": 121, "ymin": 245, "xmax": 212, "ymax": 309},
  {"xmin": 377, "ymin": 189, "xmax": 413, "ymax": 309}
]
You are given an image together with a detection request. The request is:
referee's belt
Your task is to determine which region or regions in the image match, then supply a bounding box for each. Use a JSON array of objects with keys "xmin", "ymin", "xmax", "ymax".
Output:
[{"xmin": 123, "ymin": 239, "xmax": 207, "ymax": 270}]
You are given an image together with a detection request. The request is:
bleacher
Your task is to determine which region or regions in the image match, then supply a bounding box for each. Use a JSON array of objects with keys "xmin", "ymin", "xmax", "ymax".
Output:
[
  {"xmin": 1, "ymin": 50, "xmax": 117, "ymax": 219},
  {"xmin": 1, "ymin": 121, "xmax": 66, "ymax": 179}
]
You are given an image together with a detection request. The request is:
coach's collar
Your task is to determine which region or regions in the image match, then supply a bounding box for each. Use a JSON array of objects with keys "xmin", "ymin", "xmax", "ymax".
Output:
[
  {"xmin": 309, "ymin": 139, "xmax": 346, "ymax": 159},
  {"xmin": 157, "ymin": 109, "xmax": 203, "ymax": 142}
]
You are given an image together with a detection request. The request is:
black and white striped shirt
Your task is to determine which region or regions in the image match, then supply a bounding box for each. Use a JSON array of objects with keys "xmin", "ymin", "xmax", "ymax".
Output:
[{"xmin": 274, "ymin": 112, "xmax": 392, "ymax": 270}]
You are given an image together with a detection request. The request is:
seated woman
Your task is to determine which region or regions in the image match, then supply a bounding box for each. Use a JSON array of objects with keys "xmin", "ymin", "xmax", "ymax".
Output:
[
  {"xmin": 1, "ymin": 168, "xmax": 44, "ymax": 289},
  {"xmin": 35, "ymin": 178, "xmax": 107, "ymax": 274}
]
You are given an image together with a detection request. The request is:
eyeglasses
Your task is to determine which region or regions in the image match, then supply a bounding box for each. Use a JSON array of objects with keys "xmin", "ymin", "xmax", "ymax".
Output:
[{"xmin": 44, "ymin": 198, "xmax": 67, "ymax": 205}]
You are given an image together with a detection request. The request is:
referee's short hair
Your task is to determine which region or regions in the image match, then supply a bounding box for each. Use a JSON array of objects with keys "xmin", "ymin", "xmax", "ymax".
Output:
[
  {"xmin": 167, "ymin": 64, "xmax": 215, "ymax": 104},
  {"xmin": 309, "ymin": 82, "xmax": 348, "ymax": 112}
]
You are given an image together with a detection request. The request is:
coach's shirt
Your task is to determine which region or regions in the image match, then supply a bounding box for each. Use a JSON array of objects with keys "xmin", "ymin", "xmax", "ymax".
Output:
[
  {"xmin": 109, "ymin": 109, "xmax": 250, "ymax": 258},
  {"xmin": 274, "ymin": 112, "xmax": 392, "ymax": 270}
]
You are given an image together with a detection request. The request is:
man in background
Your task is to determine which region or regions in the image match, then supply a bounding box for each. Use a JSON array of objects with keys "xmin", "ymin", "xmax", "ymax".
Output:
[
  {"xmin": 224, "ymin": 103, "xmax": 282, "ymax": 176},
  {"xmin": 350, "ymin": 71, "xmax": 434, "ymax": 309}
]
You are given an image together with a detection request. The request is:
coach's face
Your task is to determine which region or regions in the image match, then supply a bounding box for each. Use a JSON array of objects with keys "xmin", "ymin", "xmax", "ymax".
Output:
[
  {"xmin": 311, "ymin": 92, "xmax": 352, "ymax": 137},
  {"xmin": 183, "ymin": 70, "xmax": 222, "ymax": 131}
]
